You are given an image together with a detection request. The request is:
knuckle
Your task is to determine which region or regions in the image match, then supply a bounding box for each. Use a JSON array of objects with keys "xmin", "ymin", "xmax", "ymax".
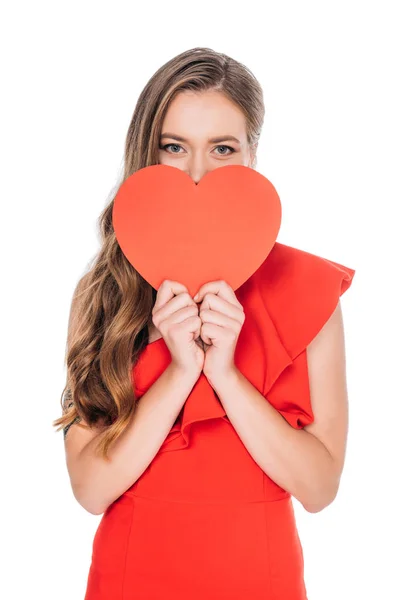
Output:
[{"xmin": 182, "ymin": 291, "xmax": 194, "ymax": 304}]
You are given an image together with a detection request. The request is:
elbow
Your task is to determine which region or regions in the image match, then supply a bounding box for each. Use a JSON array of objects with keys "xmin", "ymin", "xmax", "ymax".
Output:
[
  {"xmin": 84, "ymin": 502, "xmax": 106, "ymax": 516},
  {"xmin": 301, "ymin": 481, "xmax": 339, "ymax": 514},
  {"xmin": 72, "ymin": 484, "xmax": 107, "ymax": 516},
  {"xmin": 72, "ymin": 478, "xmax": 123, "ymax": 515},
  {"xmin": 78, "ymin": 496, "xmax": 106, "ymax": 516},
  {"xmin": 302, "ymin": 499, "xmax": 330, "ymax": 514}
]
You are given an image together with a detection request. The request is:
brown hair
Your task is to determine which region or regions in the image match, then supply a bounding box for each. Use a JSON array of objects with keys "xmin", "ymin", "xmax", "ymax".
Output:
[{"xmin": 52, "ymin": 46, "xmax": 265, "ymax": 459}]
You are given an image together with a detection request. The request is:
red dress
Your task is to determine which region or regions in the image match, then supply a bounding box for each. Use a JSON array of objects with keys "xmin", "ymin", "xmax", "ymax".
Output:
[{"xmin": 84, "ymin": 242, "xmax": 355, "ymax": 599}]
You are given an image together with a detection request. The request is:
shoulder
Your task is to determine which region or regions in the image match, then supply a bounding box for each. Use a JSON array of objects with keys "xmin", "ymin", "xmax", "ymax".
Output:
[
  {"xmin": 256, "ymin": 242, "xmax": 355, "ymax": 290},
  {"xmin": 254, "ymin": 242, "xmax": 356, "ymax": 359}
]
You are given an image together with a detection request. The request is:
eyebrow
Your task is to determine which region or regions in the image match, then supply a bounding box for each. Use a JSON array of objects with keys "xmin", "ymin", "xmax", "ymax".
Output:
[{"xmin": 160, "ymin": 132, "xmax": 241, "ymax": 144}]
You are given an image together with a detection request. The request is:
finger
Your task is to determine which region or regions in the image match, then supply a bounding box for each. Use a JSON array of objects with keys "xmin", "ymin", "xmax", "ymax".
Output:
[
  {"xmin": 153, "ymin": 281, "xmax": 200, "ymax": 332},
  {"xmin": 200, "ymin": 307, "xmax": 243, "ymax": 334},
  {"xmin": 193, "ymin": 280, "xmax": 239, "ymax": 307},
  {"xmin": 154, "ymin": 296, "xmax": 199, "ymax": 330},
  {"xmin": 153, "ymin": 280, "xmax": 190, "ymax": 312},
  {"xmin": 201, "ymin": 322, "xmax": 236, "ymax": 346},
  {"xmin": 199, "ymin": 293, "xmax": 244, "ymax": 323}
]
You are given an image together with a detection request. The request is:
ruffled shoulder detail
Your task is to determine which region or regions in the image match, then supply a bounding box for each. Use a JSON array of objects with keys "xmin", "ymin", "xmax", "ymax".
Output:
[
  {"xmin": 255, "ymin": 242, "xmax": 356, "ymax": 368},
  {"xmin": 252, "ymin": 241, "xmax": 356, "ymax": 428}
]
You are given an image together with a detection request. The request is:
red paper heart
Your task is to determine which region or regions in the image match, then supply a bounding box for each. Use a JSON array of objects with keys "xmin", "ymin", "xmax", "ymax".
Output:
[{"xmin": 112, "ymin": 164, "xmax": 281, "ymax": 296}]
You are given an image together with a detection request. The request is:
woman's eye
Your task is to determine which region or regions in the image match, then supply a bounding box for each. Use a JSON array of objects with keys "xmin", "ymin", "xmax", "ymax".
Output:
[
  {"xmin": 161, "ymin": 143, "xmax": 183, "ymax": 154},
  {"xmin": 160, "ymin": 143, "xmax": 236, "ymax": 156},
  {"xmin": 215, "ymin": 145, "xmax": 235, "ymax": 156}
]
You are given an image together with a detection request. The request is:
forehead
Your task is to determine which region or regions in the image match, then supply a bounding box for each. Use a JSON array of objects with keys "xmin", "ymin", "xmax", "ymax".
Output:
[{"xmin": 162, "ymin": 90, "xmax": 247, "ymax": 140}]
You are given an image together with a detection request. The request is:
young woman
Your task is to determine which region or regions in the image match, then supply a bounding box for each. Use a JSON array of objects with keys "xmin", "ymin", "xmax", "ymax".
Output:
[{"xmin": 54, "ymin": 47, "xmax": 355, "ymax": 599}]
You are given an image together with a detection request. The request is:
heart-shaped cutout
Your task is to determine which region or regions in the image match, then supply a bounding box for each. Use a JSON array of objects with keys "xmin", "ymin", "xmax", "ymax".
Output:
[{"xmin": 112, "ymin": 164, "xmax": 281, "ymax": 296}]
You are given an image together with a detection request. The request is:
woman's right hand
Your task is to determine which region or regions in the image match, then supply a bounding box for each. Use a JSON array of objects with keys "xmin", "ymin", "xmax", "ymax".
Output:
[{"xmin": 151, "ymin": 280, "xmax": 204, "ymax": 377}]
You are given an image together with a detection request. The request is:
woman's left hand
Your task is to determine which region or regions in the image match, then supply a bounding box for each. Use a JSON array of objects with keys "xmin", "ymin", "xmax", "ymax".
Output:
[{"xmin": 193, "ymin": 280, "xmax": 245, "ymax": 385}]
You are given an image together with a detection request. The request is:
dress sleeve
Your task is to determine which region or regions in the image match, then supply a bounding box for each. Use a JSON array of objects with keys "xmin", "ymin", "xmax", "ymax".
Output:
[
  {"xmin": 256, "ymin": 243, "xmax": 356, "ymax": 429},
  {"xmin": 266, "ymin": 348, "xmax": 315, "ymax": 429}
]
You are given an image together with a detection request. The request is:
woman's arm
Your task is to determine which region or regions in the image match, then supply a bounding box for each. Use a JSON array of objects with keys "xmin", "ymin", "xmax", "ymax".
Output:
[
  {"xmin": 207, "ymin": 301, "xmax": 349, "ymax": 514},
  {"xmin": 63, "ymin": 277, "xmax": 200, "ymax": 515},
  {"xmin": 66, "ymin": 363, "xmax": 198, "ymax": 515}
]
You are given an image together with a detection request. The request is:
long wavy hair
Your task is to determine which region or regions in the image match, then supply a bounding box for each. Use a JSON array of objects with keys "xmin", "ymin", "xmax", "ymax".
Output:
[{"xmin": 53, "ymin": 46, "xmax": 265, "ymax": 460}]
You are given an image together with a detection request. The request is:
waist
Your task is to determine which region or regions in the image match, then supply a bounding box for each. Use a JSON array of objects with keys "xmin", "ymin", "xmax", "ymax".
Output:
[{"xmin": 123, "ymin": 419, "xmax": 290, "ymax": 504}]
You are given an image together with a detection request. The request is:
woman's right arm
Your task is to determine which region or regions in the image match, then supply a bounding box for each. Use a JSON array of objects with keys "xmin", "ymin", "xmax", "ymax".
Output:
[
  {"xmin": 64, "ymin": 278, "xmax": 203, "ymax": 515},
  {"xmin": 66, "ymin": 363, "xmax": 198, "ymax": 515}
]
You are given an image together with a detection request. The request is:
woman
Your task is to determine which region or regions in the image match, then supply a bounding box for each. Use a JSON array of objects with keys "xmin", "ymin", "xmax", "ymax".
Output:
[{"xmin": 54, "ymin": 47, "xmax": 355, "ymax": 599}]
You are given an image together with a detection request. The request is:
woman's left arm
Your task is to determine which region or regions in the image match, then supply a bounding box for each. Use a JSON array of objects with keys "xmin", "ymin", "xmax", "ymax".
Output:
[{"xmin": 195, "ymin": 281, "xmax": 349, "ymax": 514}]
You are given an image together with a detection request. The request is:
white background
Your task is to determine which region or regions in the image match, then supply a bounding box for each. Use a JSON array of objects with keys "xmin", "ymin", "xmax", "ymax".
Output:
[{"xmin": 2, "ymin": 1, "xmax": 399, "ymax": 598}]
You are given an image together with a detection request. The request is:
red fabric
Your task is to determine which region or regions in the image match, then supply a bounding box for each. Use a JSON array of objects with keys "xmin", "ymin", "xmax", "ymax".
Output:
[{"xmin": 84, "ymin": 242, "xmax": 355, "ymax": 599}]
